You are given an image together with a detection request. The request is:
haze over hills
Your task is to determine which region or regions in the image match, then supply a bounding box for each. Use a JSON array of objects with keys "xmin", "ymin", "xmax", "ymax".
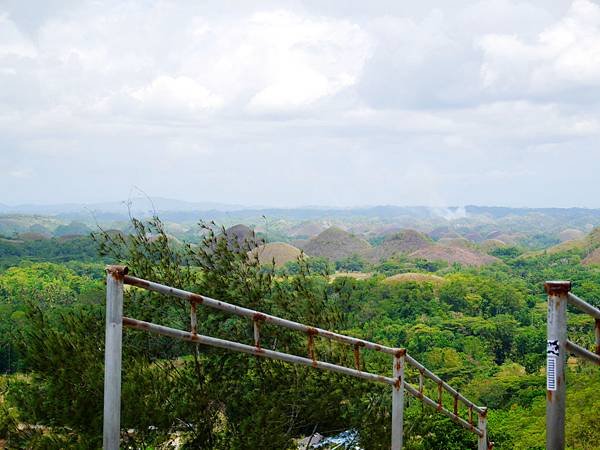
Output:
[
  {"xmin": 3, "ymin": 199, "xmax": 600, "ymax": 245},
  {"xmin": 0, "ymin": 197, "xmax": 249, "ymax": 215},
  {"xmin": 4, "ymin": 198, "xmax": 600, "ymax": 271},
  {"xmin": 4, "ymin": 198, "xmax": 600, "ymax": 222}
]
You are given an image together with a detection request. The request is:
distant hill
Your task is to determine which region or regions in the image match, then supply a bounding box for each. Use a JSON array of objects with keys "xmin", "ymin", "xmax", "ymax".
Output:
[
  {"xmin": 0, "ymin": 197, "xmax": 248, "ymax": 215},
  {"xmin": 215, "ymin": 224, "xmax": 262, "ymax": 251},
  {"xmin": 17, "ymin": 232, "xmax": 48, "ymax": 241},
  {"xmin": 0, "ymin": 214, "xmax": 63, "ymax": 236},
  {"xmin": 288, "ymin": 221, "xmax": 329, "ymax": 237},
  {"xmin": 558, "ymin": 228, "xmax": 586, "ymax": 242},
  {"xmin": 249, "ymin": 242, "xmax": 302, "ymax": 267},
  {"xmin": 545, "ymin": 227, "xmax": 600, "ymax": 256},
  {"xmin": 480, "ymin": 239, "xmax": 508, "ymax": 252},
  {"xmin": 428, "ymin": 226, "xmax": 462, "ymax": 240},
  {"xmin": 302, "ymin": 227, "xmax": 372, "ymax": 261},
  {"xmin": 384, "ymin": 272, "xmax": 446, "ymax": 286},
  {"xmin": 437, "ymin": 237, "xmax": 474, "ymax": 249},
  {"xmin": 53, "ymin": 221, "xmax": 92, "ymax": 237},
  {"xmin": 409, "ymin": 244, "xmax": 499, "ymax": 267},
  {"xmin": 582, "ymin": 248, "xmax": 600, "ymax": 265},
  {"xmin": 370, "ymin": 229, "xmax": 431, "ymax": 261},
  {"xmin": 4, "ymin": 203, "xmax": 600, "ymax": 253}
]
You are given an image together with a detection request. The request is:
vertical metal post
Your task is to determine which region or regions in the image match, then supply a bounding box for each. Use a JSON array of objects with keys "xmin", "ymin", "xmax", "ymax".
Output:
[
  {"xmin": 478, "ymin": 409, "xmax": 488, "ymax": 450},
  {"xmin": 103, "ymin": 266, "xmax": 127, "ymax": 450},
  {"xmin": 253, "ymin": 320, "xmax": 260, "ymax": 347},
  {"xmin": 545, "ymin": 281, "xmax": 570, "ymax": 450},
  {"xmin": 392, "ymin": 349, "xmax": 405, "ymax": 450},
  {"xmin": 595, "ymin": 318, "xmax": 600, "ymax": 356},
  {"xmin": 190, "ymin": 301, "xmax": 197, "ymax": 335}
]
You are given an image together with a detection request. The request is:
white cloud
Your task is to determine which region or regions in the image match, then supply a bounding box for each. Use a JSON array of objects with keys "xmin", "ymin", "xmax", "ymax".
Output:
[
  {"xmin": 248, "ymin": 67, "xmax": 354, "ymax": 112},
  {"xmin": 0, "ymin": 13, "xmax": 37, "ymax": 58},
  {"xmin": 244, "ymin": 11, "xmax": 369, "ymax": 112},
  {"xmin": 129, "ymin": 76, "xmax": 223, "ymax": 113},
  {"xmin": 7, "ymin": 168, "xmax": 33, "ymax": 178},
  {"xmin": 479, "ymin": 0, "xmax": 600, "ymax": 96},
  {"xmin": 0, "ymin": 0, "xmax": 600, "ymax": 207}
]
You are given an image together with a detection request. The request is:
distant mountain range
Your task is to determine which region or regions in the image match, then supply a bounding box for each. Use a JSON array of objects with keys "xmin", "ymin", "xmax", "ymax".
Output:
[
  {"xmin": 2, "ymin": 199, "xmax": 600, "ymax": 222},
  {"xmin": 0, "ymin": 197, "xmax": 249, "ymax": 215}
]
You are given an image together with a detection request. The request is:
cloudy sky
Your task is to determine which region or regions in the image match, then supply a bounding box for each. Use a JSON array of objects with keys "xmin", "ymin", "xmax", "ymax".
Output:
[{"xmin": 1, "ymin": 0, "xmax": 600, "ymax": 208}]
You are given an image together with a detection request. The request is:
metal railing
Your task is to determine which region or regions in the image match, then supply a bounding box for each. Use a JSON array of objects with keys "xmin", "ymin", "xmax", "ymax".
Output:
[
  {"xmin": 103, "ymin": 265, "xmax": 490, "ymax": 450},
  {"xmin": 544, "ymin": 281, "xmax": 600, "ymax": 450}
]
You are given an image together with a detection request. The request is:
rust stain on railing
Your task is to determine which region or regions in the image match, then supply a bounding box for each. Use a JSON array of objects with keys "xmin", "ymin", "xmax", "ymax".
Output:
[{"xmin": 106, "ymin": 269, "xmax": 489, "ymax": 449}]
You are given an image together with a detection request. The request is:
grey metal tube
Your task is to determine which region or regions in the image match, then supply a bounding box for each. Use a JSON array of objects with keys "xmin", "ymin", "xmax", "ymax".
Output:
[
  {"xmin": 405, "ymin": 354, "xmax": 485, "ymax": 415},
  {"xmin": 391, "ymin": 352, "xmax": 405, "ymax": 450},
  {"xmin": 124, "ymin": 316, "xmax": 485, "ymax": 440},
  {"xmin": 596, "ymin": 319, "xmax": 600, "ymax": 356},
  {"xmin": 124, "ymin": 275, "xmax": 398, "ymax": 356},
  {"xmin": 567, "ymin": 293, "xmax": 600, "ymax": 319},
  {"xmin": 478, "ymin": 410, "xmax": 488, "ymax": 450},
  {"xmin": 402, "ymin": 382, "xmax": 483, "ymax": 437},
  {"xmin": 103, "ymin": 266, "xmax": 126, "ymax": 450},
  {"xmin": 545, "ymin": 281, "xmax": 569, "ymax": 450},
  {"xmin": 122, "ymin": 273, "xmax": 487, "ymax": 442},
  {"xmin": 123, "ymin": 317, "xmax": 397, "ymax": 386},
  {"xmin": 566, "ymin": 340, "xmax": 600, "ymax": 365}
]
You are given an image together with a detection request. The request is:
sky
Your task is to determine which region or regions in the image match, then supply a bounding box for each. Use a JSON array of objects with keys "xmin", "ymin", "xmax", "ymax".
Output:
[{"xmin": 1, "ymin": 0, "xmax": 600, "ymax": 208}]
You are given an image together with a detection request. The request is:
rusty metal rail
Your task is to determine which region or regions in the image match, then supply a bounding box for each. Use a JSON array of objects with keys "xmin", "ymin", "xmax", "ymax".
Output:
[
  {"xmin": 544, "ymin": 282, "xmax": 600, "ymax": 450},
  {"xmin": 103, "ymin": 266, "xmax": 489, "ymax": 450}
]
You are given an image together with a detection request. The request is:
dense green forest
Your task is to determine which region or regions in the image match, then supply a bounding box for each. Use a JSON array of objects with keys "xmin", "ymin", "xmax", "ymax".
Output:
[{"xmin": 1, "ymin": 218, "xmax": 599, "ymax": 449}]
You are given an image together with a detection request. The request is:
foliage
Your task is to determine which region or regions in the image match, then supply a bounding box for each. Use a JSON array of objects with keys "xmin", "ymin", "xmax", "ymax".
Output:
[
  {"xmin": 0, "ymin": 235, "xmax": 108, "ymax": 270},
  {"xmin": 335, "ymin": 254, "xmax": 369, "ymax": 272},
  {"xmin": 1, "ymin": 216, "xmax": 600, "ymax": 449}
]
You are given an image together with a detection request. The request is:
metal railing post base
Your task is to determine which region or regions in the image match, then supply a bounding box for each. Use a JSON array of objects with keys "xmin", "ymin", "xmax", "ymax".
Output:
[
  {"xmin": 545, "ymin": 281, "xmax": 569, "ymax": 450},
  {"xmin": 103, "ymin": 265, "xmax": 126, "ymax": 450},
  {"xmin": 391, "ymin": 350, "xmax": 405, "ymax": 450}
]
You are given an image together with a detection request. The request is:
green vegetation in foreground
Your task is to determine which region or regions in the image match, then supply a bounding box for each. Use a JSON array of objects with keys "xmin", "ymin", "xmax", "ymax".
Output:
[
  {"xmin": 0, "ymin": 218, "xmax": 599, "ymax": 449},
  {"xmin": 0, "ymin": 234, "xmax": 110, "ymax": 270}
]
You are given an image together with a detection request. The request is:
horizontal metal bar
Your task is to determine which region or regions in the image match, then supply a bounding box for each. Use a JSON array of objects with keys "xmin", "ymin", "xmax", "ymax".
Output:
[
  {"xmin": 123, "ymin": 274, "xmax": 485, "ymax": 424},
  {"xmin": 567, "ymin": 293, "xmax": 600, "ymax": 320},
  {"xmin": 124, "ymin": 275, "xmax": 399, "ymax": 356},
  {"xmin": 124, "ymin": 316, "xmax": 483, "ymax": 437},
  {"xmin": 566, "ymin": 340, "xmax": 600, "ymax": 365},
  {"xmin": 403, "ymin": 381, "xmax": 483, "ymax": 437},
  {"xmin": 123, "ymin": 317, "xmax": 397, "ymax": 386},
  {"xmin": 405, "ymin": 354, "xmax": 485, "ymax": 415}
]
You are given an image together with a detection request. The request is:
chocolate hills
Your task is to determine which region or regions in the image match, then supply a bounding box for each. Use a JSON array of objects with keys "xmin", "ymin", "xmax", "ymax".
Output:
[
  {"xmin": 409, "ymin": 244, "xmax": 499, "ymax": 267},
  {"xmin": 209, "ymin": 224, "xmax": 263, "ymax": 252},
  {"xmin": 582, "ymin": 247, "xmax": 600, "ymax": 265},
  {"xmin": 249, "ymin": 242, "xmax": 303, "ymax": 267},
  {"xmin": 546, "ymin": 226, "xmax": 600, "ymax": 256},
  {"xmin": 558, "ymin": 228, "xmax": 586, "ymax": 242},
  {"xmin": 369, "ymin": 229, "xmax": 431, "ymax": 262},
  {"xmin": 384, "ymin": 272, "xmax": 446, "ymax": 286},
  {"xmin": 301, "ymin": 226, "xmax": 372, "ymax": 261}
]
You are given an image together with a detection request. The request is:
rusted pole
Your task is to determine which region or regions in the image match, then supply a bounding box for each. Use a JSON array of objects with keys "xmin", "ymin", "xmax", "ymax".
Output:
[
  {"xmin": 405, "ymin": 353, "xmax": 485, "ymax": 415},
  {"xmin": 545, "ymin": 281, "xmax": 570, "ymax": 450},
  {"xmin": 123, "ymin": 316, "xmax": 397, "ymax": 386},
  {"xmin": 253, "ymin": 320, "xmax": 260, "ymax": 347},
  {"xmin": 567, "ymin": 291, "xmax": 600, "ymax": 358},
  {"xmin": 566, "ymin": 340, "xmax": 600, "ymax": 365},
  {"xmin": 392, "ymin": 350, "xmax": 405, "ymax": 450},
  {"xmin": 124, "ymin": 275, "xmax": 399, "ymax": 355},
  {"xmin": 402, "ymin": 381, "xmax": 483, "ymax": 436},
  {"xmin": 566, "ymin": 292, "xmax": 600, "ymax": 319},
  {"xmin": 477, "ymin": 408, "xmax": 488, "ymax": 450},
  {"xmin": 103, "ymin": 266, "xmax": 127, "ymax": 450},
  {"xmin": 120, "ymin": 273, "xmax": 488, "ymax": 444},
  {"xmin": 596, "ymin": 318, "xmax": 600, "ymax": 357},
  {"xmin": 190, "ymin": 301, "xmax": 197, "ymax": 335}
]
